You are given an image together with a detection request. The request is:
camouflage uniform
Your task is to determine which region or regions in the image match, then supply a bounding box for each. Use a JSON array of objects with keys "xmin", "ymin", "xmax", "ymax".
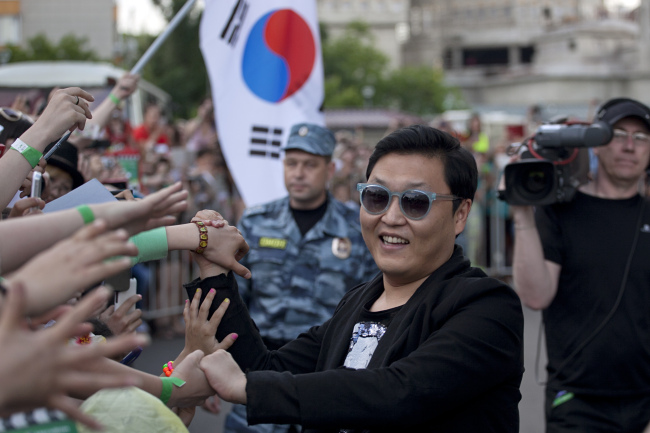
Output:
[{"xmin": 235, "ymin": 194, "xmax": 378, "ymax": 343}]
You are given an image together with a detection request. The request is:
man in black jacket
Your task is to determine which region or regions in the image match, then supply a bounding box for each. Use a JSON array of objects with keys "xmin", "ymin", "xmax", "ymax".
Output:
[{"xmin": 182, "ymin": 125, "xmax": 524, "ymax": 432}]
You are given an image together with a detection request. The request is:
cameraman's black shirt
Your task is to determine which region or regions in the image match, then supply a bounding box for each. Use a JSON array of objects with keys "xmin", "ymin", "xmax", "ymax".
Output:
[{"xmin": 536, "ymin": 191, "xmax": 650, "ymax": 395}]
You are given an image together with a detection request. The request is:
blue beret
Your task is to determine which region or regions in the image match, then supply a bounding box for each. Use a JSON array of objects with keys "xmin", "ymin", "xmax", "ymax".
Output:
[{"xmin": 283, "ymin": 123, "xmax": 336, "ymax": 156}]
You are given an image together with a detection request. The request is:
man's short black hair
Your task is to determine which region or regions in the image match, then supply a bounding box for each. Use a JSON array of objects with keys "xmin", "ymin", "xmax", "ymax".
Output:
[{"xmin": 366, "ymin": 125, "xmax": 478, "ymax": 213}]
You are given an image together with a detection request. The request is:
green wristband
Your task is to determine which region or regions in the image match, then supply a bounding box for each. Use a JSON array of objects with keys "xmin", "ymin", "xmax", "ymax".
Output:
[
  {"xmin": 11, "ymin": 138, "xmax": 43, "ymax": 169},
  {"xmin": 129, "ymin": 227, "xmax": 169, "ymax": 265},
  {"xmin": 76, "ymin": 205, "xmax": 95, "ymax": 224},
  {"xmin": 108, "ymin": 92, "xmax": 121, "ymax": 105},
  {"xmin": 160, "ymin": 376, "xmax": 186, "ymax": 405}
]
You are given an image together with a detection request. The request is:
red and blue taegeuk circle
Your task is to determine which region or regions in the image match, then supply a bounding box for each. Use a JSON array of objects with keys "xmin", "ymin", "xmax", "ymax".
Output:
[{"xmin": 242, "ymin": 9, "xmax": 316, "ymax": 103}]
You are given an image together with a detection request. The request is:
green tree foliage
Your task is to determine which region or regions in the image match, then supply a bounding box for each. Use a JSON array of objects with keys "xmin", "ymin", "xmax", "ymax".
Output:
[
  {"xmin": 122, "ymin": 0, "xmax": 208, "ymax": 119},
  {"xmin": 321, "ymin": 22, "xmax": 388, "ymax": 109},
  {"xmin": 377, "ymin": 66, "xmax": 451, "ymax": 116},
  {"xmin": 6, "ymin": 34, "xmax": 99, "ymax": 62},
  {"xmin": 321, "ymin": 22, "xmax": 464, "ymax": 116}
]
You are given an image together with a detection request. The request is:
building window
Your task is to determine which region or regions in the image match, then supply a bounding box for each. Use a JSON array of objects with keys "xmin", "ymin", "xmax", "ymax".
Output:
[
  {"xmin": 463, "ymin": 47, "xmax": 509, "ymax": 66},
  {"xmin": 520, "ymin": 46, "xmax": 535, "ymax": 63},
  {"xmin": 0, "ymin": 14, "xmax": 20, "ymax": 46},
  {"xmin": 395, "ymin": 22, "xmax": 409, "ymax": 43}
]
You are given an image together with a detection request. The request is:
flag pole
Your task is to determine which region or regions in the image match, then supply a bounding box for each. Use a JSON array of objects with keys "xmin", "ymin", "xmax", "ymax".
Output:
[
  {"xmin": 130, "ymin": 0, "xmax": 199, "ymax": 74},
  {"xmin": 46, "ymin": 0, "xmax": 197, "ymax": 160}
]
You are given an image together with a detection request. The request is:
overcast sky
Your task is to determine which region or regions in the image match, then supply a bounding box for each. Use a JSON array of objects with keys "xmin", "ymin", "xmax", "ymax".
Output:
[
  {"xmin": 115, "ymin": 0, "xmax": 642, "ymax": 36},
  {"xmin": 115, "ymin": 0, "xmax": 167, "ymax": 35}
]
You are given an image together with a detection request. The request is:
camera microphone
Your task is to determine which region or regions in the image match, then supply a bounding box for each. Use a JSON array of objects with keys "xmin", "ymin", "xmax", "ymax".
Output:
[{"xmin": 534, "ymin": 121, "xmax": 612, "ymax": 149}]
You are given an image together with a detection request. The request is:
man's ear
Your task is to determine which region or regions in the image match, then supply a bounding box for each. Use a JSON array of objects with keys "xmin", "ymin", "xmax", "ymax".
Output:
[
  {"xmin": 454, "ymin": 199, "xmax": 472, "ymax": 236},
  {"xmin": 326, "ymin": 160, "xmax": 336, "ymax": 182}
]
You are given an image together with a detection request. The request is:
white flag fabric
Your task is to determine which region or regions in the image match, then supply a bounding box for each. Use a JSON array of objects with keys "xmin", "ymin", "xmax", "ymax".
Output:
[{"xmin": 200, "ymin": 0, "xmax": 325, "ymax": 207}]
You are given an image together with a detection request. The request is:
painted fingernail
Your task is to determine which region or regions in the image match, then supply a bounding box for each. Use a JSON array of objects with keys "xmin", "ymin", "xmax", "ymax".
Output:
[
  {"xmin": 224, "ymin": 298, "xmax": 230, "ymax": 303},
  {"xmin": 231, "ymin": 333, "xmax": 238, "ymax": 340},
  {"xmin": 210, "ymin": 289, "xmax": 216, "ymax": 294}
]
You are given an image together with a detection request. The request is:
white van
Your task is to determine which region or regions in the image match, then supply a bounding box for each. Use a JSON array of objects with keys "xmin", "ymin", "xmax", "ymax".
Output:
[{"xmin": 0, "ymin": 60, "xmax": 170, "ymax": 126}]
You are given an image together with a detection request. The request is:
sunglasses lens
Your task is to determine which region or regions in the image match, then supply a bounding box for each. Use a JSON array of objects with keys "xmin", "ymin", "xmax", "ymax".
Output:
[
  {"xmin": 362, "ymin": 185, "xmax": 389, "ymax": 214},
  {"xmin": 401, "ymin": 191, "xmax": 431, "ymax": 219}
]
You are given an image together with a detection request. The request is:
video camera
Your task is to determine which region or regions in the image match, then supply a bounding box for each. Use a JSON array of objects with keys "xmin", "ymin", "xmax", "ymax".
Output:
[{"xmin": 499, "ymin": 120, "xmax": 612, "ymax": 206}]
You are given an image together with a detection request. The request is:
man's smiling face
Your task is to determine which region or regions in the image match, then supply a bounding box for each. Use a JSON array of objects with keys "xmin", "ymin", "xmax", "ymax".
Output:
[{"xmin": 360, "ymin": 152, "xmax": 469, "ymax": 286}]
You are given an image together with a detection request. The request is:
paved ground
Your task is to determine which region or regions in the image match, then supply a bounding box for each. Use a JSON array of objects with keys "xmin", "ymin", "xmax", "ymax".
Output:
[{"xmin": 133, "ymin": 307, "xmax": 547, "ymax": 433}]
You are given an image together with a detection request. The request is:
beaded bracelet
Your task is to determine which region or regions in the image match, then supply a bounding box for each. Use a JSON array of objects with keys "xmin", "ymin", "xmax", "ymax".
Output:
[
  {"xmin": 163, "ymin": 360, "xmax": 174, "ymax": 377},
  {"xmin": 194, "ymin": 221, "xmax": 208, "ymax": 254}
]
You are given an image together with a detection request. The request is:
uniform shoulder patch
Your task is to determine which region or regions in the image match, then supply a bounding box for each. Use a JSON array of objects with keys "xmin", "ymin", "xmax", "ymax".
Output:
[
  {"xmin": 242, "ymin": 205, "xmax": 266, "ymax": 217},
  {"xmin": 259, "ymin": 237, "xmax": 287, "ymax": 249}
]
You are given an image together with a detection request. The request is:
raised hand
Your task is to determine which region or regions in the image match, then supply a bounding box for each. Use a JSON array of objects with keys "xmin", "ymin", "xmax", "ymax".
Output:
[
  {"xmin": 175, "ymin": 288, "xmax": 237, "ymax": 366},
  {"xmin": 191, "ymin": 210, "xmax": 250, "ymax": 279},
  {"xmin": 3, "ymin": 219, "xmax": 137, "ymax": 316},
  {"xmin": 112, "ymin": 73, "xmax": 139, "ymax": 101},
  {"xmin": 99, "ymin": 294, "xmax": 143, "ymax": 335},
  {"xmin": 96, "ymin": 181, "xmax": 188, "ymax": 236},
  {"xmin": 0, "ymin": 284, "xmax": 147, "ymax": 429},
  {"xmin": 8, "ymin": 196, "xmax": 45, "ymax": 218},
  {"xmin": 166, "ymin": 350, "xmax": 216, "ymax": 408},
  {"xmin": 199, "ymin": 349, "xmax": 247, "ymax": 405},
  {"xmin": 20, "ymin": 87, "xmax": 95, "ymax": 150}
]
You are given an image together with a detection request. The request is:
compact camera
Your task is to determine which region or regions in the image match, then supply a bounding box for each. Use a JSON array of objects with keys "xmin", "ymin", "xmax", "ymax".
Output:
[{"xmin": 499, "ymin": 121, "xmax": 612, "ymax": 206}]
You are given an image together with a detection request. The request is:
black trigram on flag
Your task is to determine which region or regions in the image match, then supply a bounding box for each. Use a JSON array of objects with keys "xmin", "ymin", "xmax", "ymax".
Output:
[
  {"xmin": 221, "ymin": 0, "xmax": 249, "ymax": 46},
  {"xmin": 250, "ymin": 125, "xmax": 283, "ymax": 159}
]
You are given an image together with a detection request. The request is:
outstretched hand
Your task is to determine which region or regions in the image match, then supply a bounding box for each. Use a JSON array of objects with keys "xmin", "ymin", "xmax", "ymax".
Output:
[
  {"xmin": 167, "ymin": 350, "xmax": 215, "ymax": 408},
  {"xmin": 176, "ymin": 288, "xmax": 237, "ymax": 365},
  {"xmin": 0, "ymin": 284, "xmax": 147, "ymax": 429},
  {"xmin": 4, "ymin": 219, "xmax": 137, "ymax": 316},
  {"xmin": 20, "ymin": 87, "xmax": 95, "ymax": 150},
  {"xmin": 112, "ymin": 73, "xmax": 139, "ymax": 101},
  {"xmin": 191, "ymin": 210, "xmax": 250, "ymax": 279},
  {"xmin": 99, "ymin": 294, "xmax": 143, "ymax": 335},
  {"xmin": 96, "ymin": 181, "xmax": 188, "ymax": 236},
  {"xmin": 8, "ymin": 196, "xmax": 45, "ymax": 218},
  {"xmin": 199, "ymin": 349, "xmax": 247, "ymax": 405}
]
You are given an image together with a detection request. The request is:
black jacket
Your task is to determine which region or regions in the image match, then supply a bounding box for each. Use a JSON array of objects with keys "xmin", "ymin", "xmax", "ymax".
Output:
[{"xmin": 185, "ymin": 246, "xmax": 524, "ymax": 432}]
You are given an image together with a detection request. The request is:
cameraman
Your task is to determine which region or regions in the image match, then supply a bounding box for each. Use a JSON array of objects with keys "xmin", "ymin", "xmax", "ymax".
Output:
[{"xmin": 512, "ymin": 97, "xmax": 650, "ymax": 432}]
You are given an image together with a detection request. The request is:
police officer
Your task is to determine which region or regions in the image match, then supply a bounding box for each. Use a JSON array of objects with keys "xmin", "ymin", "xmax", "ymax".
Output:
[{"xmin": 224, "ymin": 123, "xmax": 378, "ymax": 433}]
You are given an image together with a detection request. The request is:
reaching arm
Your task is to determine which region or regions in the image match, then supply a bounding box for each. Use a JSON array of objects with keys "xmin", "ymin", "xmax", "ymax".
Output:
[
  {"xmin": 0, "ymin": 181, "xmax": 187, "ymax": 274},
  {"xmin": 83, "ymin": 74, "xmax": 139, "ymax": 136},
  {"xmin": 0, "ymin": 284, "xmax": 148, "ymax": 429},
  {"xmin": 197, "ymin": 279, "xmax": 523, "ymax": 429},
  {"xmin": 511, "ymin": 205, "xmax": 561, "ymax": 310},
  {"xmin": 0, "ymin": 88, "xmax": 94, "ymax": 209},
  {"xmin": 2, "ymin": 220, "xmax": 137, "ymax": 316}
]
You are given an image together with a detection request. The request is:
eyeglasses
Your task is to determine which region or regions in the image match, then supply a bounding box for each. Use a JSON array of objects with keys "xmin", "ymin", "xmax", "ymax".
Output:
[
  {"xmin": 0, "ymin": 108, "xmax": 24, "ymax": 122},
  {"xmin": 612, "ymin": 129, "xmax": 650, "ymax": 146},
  {"xmin": 357, "ymin": 183, "xmax": 461, "ymax": 220}
]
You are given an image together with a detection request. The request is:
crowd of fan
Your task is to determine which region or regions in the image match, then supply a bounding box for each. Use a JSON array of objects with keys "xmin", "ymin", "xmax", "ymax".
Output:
[{"xmin": 0, "ymin": 72, "xmax": 261, "ymax": 430}]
